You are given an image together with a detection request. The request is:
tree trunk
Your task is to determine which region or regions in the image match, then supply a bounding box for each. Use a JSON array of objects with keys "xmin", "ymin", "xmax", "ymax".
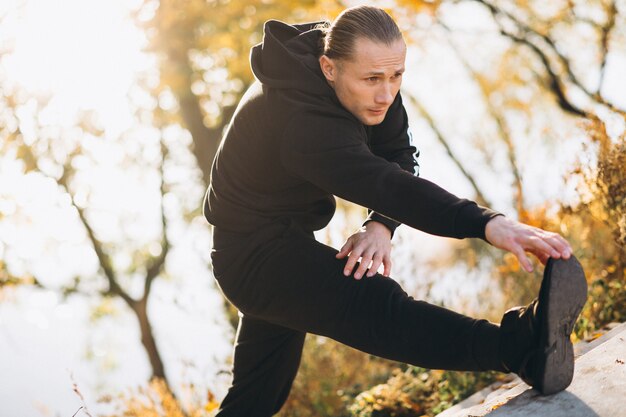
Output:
[
  {"xmin": 133, "ymin": 297, "xmax": 167, "ymax": 382},
  {"xmin": 175, "ymin": 66, "xmax": 243, "ymax": 186}
]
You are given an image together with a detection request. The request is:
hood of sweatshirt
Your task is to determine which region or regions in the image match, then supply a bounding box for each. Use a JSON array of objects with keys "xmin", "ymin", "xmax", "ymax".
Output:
[{"xmin": 250, "ymin": 20, "xmax": 334, "ymax": 96}]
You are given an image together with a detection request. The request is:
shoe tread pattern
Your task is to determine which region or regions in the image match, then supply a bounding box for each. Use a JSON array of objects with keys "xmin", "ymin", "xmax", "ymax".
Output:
[{"xmin": 539, "ymin": 256, "xmax": 587, "ymax": 395}]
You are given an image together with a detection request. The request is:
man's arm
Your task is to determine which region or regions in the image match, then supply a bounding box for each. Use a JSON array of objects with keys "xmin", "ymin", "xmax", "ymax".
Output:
[
  {"xmin": 280, "ymin": 112, "xmax": 500, "ymax": 240},
  {"xmin": 280, "ymin": 111, "xmax": 572, "ymax": 278},
  {"xmin": 362, "ymin": 93, "xmax": 419, "ymax": 238}
]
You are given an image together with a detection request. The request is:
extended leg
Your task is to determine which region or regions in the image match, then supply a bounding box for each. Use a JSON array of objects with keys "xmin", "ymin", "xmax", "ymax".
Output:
[{"xmin": 215, "ymin": 229, "xmax": 503, "ymax": 374}]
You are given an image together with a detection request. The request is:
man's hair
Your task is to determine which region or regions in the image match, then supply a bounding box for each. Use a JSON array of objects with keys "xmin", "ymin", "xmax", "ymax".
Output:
[{"xmin": 319, "ymin": 6, "xmax": 403, "ymax": 60}]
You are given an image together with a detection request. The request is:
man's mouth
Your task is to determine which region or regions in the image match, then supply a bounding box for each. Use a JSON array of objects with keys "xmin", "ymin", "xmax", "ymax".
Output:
[{"xmin": 368, "ymin": 108, "xmax": 386, "ymax": 115}]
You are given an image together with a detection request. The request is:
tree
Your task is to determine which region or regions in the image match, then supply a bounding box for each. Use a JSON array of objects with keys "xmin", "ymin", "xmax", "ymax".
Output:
[
  {"xmin": 395, "ymin": 0, "xmax": 625, "ymax": 218},
  {"xmin": 0, "ymin": 91, "xmax": 172, "ymax": 384}
]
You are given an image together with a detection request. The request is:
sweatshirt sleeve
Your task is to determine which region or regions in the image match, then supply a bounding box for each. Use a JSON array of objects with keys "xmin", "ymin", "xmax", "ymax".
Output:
[
  {"xmin": 280, "ymin": 112, "xmax": 502, "ymax": 241},
  {"xmin": 362, "ymin": 93, "xmax": 419, "ymax": 237}
]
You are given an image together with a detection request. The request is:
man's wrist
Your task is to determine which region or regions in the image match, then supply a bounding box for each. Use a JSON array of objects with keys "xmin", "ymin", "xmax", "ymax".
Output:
[
  {"xmin": 363, "ymin": 212, "xmax": 399, "ymax": 238},
  {"xmin": 484, "ymin": 213, "xmax": 507, "ymax": 245},
  {"xmin": 364, "ymin": 219, "xmax": 393, "ymax": 239}
]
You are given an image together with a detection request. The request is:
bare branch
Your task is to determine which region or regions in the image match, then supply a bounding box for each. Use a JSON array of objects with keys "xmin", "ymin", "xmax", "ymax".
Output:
[
  {"xmin": 469, "ymin": 0, "xmax": 589, "ymax": 118},
  {"xmin": 28, "ymin": 274, "xmax": 92, "ymax": 298},
  {"xmin": 476, "ymin": 0, "xmax": 589, "ymax": 89},
  {"xmin": 58, "ymin": 276, "xmax": 94, "ymax": 298},
  {"xmin": 506, "ymin": 30, "xmax": 590, "ymax": 118},
  {"xmin": 143, "ymin": 136, "xmax": 170, "ymax": 300},
  {"xmin": 56, "ymin": 172, "xmax": 136, "ymax": 307},
  {"xmin": 4, "ymin": 123, "xmax": 135, "ymax": 304},
  {"xmin": 598, "ymin": 1, "xmax": 617, "ymax": 94},
  {"xmin": 403, "ymin": 91, "xmax": 492, "ymax": 208},
  {"xmin": 469, "ymin": 0, "xmax": 625, "ymax": 117}
]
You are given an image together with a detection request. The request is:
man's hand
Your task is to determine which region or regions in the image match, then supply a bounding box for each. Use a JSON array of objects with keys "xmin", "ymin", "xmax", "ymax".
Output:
[
  {"xmin": 485, "ymin": 215, "xmax": 572, "ymax": 273},
  {"xmin": 336, "ymin": 221, "xmax": 392, "ymax": 279}
]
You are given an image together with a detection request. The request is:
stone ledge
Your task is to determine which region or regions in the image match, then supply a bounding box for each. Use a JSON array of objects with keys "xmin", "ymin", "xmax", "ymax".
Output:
[{"xmin": 437, "ymin": 322, "xmax": 626, "ymax": 417}]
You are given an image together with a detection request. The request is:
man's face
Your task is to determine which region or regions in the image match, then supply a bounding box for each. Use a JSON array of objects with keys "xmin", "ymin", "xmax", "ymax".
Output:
[{"xmin": 320, "ymin": 36, "xmax": 406, "ymax": 126}]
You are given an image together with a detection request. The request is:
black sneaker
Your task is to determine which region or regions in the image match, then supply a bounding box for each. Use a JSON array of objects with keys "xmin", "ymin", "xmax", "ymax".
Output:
[{"xmin": 499, "ymin": 256, "xmax": 587, "ymax": 395}]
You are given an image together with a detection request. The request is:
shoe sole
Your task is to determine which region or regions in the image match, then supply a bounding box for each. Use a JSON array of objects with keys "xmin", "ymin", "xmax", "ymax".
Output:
[{"xmin": 537, "ymin": 256, "xmax": 587, "ymax": 395}]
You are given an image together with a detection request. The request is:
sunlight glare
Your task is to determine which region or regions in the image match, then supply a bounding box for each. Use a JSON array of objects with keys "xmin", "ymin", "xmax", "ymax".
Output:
[{"xmin": 3, "ymin": 0, "xmax": 151, "ymax": 135}]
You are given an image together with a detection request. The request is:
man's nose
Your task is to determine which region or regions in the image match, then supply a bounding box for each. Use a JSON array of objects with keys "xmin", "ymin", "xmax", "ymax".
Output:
[{"xmin": 375, "ymin": 83, "xmax": 394, "ymax": 105}]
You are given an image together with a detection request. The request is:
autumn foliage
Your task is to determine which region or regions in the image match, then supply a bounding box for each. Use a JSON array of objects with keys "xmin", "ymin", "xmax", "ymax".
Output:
[{"xmin": 2, "ymin": 0, "xmax": 625, "ymax": 416}]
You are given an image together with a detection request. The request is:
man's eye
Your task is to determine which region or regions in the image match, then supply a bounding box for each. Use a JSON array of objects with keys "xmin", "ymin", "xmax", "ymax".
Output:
[{"xmin": 367, "ymin": 77, "xmax": 379, "ymax": 82}]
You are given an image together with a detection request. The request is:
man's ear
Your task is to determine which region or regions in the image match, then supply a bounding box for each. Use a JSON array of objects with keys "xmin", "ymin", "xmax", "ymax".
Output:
[{"xmin": 319, "ymin": 55, "xmax": 337, "ymax": 83}]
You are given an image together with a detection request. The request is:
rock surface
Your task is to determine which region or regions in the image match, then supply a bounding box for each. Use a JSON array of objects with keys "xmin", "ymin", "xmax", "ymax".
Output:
[{"xmin": 436, "ymin": 322, "xmax": 626, "ymax": 417}]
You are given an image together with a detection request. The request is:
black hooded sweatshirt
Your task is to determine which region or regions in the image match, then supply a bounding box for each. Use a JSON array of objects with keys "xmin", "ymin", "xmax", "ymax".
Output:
[{"xmin": 203, "ymin": 20, "xmax": 502, "ymax": 239}]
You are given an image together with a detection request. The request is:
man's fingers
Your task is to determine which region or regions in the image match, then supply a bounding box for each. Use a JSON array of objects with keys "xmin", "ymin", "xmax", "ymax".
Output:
[
  {"xmin": 382, "ymin": 256, "xmax": 392, "ymax": 277},
  {"xmin": 513, "ymin": 246, "xmax": 534, "ymax": 273},
  {"xmin": 545, "ymin": 233, "xmax": 572, "ymax": 258},
  {"xmin": 366, "ymin": 254, "xmax": 384, "ymax": 277},
  {"xmin": 525, "ymin": 236, "xmax": 560, "ymax": 260},
  {"xmin": 538, "ymin": 252, "xmax": 550, "ymax": 265},
  {"xmin": 528, "ymin": 247, "xmax": 551, "ymax": 265},
  {"xmin": 338, "ymin": 229, "xmax": 393, "ymax": 279},
  {"xmin": 354, "ymin": 251, "xmax": 373, "ymax": 280},
  {"xmin": 522, "ymin": 231, "xmax": 572, "ymax": 263},
  {"xmin": 343, "ymin": 250, "xmax": 360, "ymax": 276},
  {"xmin": 336, "ymin": 240, "xmax": 353, "ymax": 259},
  {"xmin": 344, "ymin": 243, "xmax": 366, "ymax": 277},
  {"xmin": 488, "ymin": 218, "xmax": 574, "ymax": 270}
]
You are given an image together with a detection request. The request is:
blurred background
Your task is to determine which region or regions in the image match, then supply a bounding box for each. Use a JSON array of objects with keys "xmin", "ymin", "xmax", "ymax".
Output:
[{"xmin": 0, "ymin": 0, "xmax": 624, "ymax": 416}]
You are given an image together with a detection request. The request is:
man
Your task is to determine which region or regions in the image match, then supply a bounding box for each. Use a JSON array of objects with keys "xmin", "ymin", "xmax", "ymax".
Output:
[{"xmin": 203, "ymin": 6, "xmax": 587, "ymax": 416}]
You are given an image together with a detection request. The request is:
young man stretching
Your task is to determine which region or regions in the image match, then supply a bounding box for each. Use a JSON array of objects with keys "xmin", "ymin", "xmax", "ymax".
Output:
[{"xmin": 203, "ymin": 6, "xmax": 587, "ymax": 416}]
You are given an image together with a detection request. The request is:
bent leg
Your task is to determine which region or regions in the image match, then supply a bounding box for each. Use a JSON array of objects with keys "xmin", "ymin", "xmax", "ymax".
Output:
[{"xmin": 216, "ymin": 313, "xmax": 306, "ymax": 417}]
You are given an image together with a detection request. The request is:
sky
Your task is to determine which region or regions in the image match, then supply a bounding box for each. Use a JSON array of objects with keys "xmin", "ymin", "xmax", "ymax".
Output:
[
  {"xmin": 0, "ymin": 0, "xmax": 625, "ymax": 416},
  {"xmin": 0, "ymin": 0, "xmax": 149, "ymax": 137}
]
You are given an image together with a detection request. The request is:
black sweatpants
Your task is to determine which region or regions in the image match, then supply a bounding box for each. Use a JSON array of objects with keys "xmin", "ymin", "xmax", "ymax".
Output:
[{"xmin": 211, "ymin": 218, "xmax": 504, "ymax": 417}]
